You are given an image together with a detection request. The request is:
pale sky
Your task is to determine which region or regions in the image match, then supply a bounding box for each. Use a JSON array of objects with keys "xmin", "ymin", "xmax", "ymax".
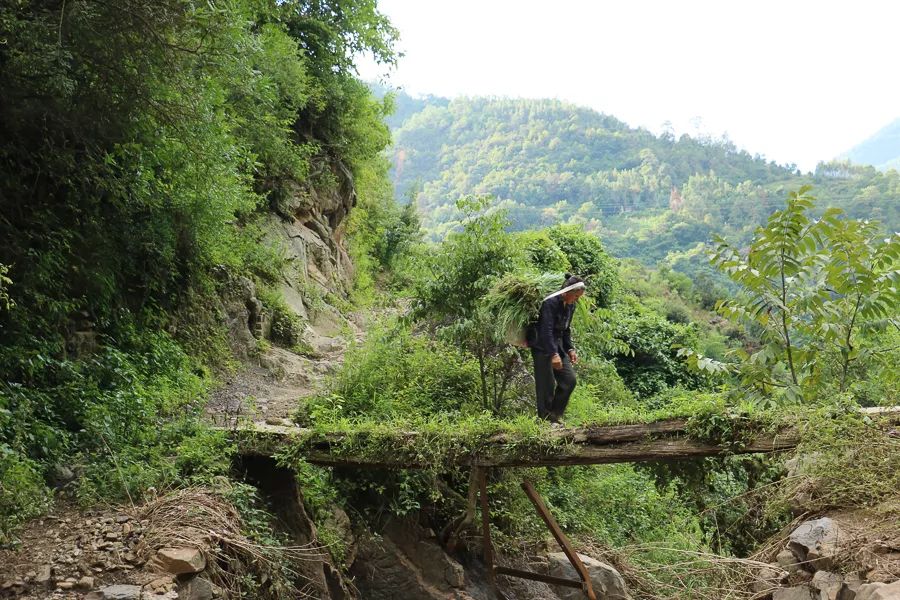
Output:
[{"xmin": 358, "ymin": 0, "xmax": 900, "ymax": 172}]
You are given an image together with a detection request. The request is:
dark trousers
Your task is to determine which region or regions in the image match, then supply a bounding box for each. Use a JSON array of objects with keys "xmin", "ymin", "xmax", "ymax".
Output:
[{"xmin": 531, "ymin": 349, "xmax": 576, "ymax": 420}]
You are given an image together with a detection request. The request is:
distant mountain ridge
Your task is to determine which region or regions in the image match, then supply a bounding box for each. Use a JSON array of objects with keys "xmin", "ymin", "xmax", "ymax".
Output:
[
  {"xmin": 373, "ymin": 86, "xmax": 899, "ymax": 275},
  {"xmin": 841, "ymin": 118, "xmax": 900, "ymax": 171}
]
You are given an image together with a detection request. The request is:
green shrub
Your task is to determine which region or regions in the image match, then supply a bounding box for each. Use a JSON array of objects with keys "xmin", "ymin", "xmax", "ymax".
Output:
[
  {"xmin": 490, "ymin": 464, "xmax": 704, "ymax": 554},
  {"xmin": 258, "ymin": 288, "xmax": 307, "ymax": 349},
  {"xmin": 514, "ymin": 230, "xmax": 571, "ymax": 273},
  {"xmin": 304, "ymin": 322, "xmax": 481, "ymax": 421},
  {"xmin": 609, "ymin": 299, "xmax": 705, "ymax": 399},
  {"xmin": 0, "ymin": 453, "xmax": 50, "ymax": 543},
  {"xmin": 547, "ymin": 225, "xmax": 619, "ymax": 306},
  {"xmin": 773, "ymin": 407, "xmax": 900, "ymax": 511},
  {"xmin": 564, "ymin": 359, "xmax": 637, "ymax": 424}
]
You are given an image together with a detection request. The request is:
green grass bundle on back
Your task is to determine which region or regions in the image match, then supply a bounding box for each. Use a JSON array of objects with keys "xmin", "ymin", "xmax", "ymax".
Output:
[{"xmin": 481, "ymin": 272, "xmax": 564, "ymax": 345}]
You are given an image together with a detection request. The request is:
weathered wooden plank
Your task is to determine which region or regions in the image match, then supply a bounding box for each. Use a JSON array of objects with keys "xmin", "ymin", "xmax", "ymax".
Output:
[{"xmin": 222, "ymin": 407, "xmax": 900, "ymax": 469}]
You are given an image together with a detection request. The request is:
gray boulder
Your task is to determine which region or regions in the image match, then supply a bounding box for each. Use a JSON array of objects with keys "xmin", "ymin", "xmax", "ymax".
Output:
[
  {"xmin": 178, "ymin": 576, "xmax": 215, "ymax": 600},
  {"xmin": 855, "ymin": 581, "xmax": 900, "ymax": 600},
  {"xmin": 778, "ymin": 548, "xmax": 804, "ymax": 573},
  {"xmin": 774, "ymin": 586, "xmax": 817, "ymax": 600},
  {"xmin": 789, "ymin": 518, "xmax": 842, "ymax": 571},
  {"xmin": 812, "ymin": 571, "xmax": 844, "ymax": 600},
  {"xmin": 838, "ymin": 577, "xmax": 867, "ymax": 600},
  {"xmin": 752, "ymin": 566, "xmax": 785, "ymax": 594},
  {"xmin": 547, "ymin": 552, "xmax": 630, "ymax": 600},
  {"xmin": 89, "ymin": 585, "xmax": 142, "ymax": 599}
]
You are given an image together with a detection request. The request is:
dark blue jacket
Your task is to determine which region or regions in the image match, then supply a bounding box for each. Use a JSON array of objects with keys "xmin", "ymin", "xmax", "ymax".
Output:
[{"xmin": 527, "ymin": 295, "xmax": 575, "ymax": 356}]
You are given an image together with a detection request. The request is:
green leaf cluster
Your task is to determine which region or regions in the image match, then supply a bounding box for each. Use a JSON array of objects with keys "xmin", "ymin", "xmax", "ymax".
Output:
[{"xmin": 708, "ymin": 186, "xmax": 899, "ymax": 404}]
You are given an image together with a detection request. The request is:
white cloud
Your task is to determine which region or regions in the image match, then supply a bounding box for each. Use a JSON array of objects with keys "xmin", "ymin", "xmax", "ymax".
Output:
[{"xmin": 359, "ymin": 0, "xmax": 900, "ymax": 171}]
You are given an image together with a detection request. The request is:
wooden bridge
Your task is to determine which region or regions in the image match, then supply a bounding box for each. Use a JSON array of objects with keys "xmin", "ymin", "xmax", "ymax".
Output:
[
  {"xmin": 225, "ymin": 406, "xmax": 899, "ymax": 469},
  {"xmin": 225, "ymin": 407, "xmax": 900, "ymax": 600}
]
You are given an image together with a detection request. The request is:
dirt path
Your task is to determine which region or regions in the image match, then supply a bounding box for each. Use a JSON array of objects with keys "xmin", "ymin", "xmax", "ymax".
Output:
[{"xmin": 207, "ymin": 308, "xmax": 368, "ymax": 426}]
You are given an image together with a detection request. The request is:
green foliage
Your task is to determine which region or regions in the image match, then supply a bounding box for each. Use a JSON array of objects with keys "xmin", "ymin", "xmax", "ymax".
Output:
[
  {"xmin": 685, "ymin": 402, "xmax": 773, "ymax": 451},
  {"xmin": 0, "ymin": 453, "xmax": 51, "ymax": 543},
  {"xmin": 391, "ymin": 97, "xmax": 796, "ymax": 232},
  {"xmin": 0, "ymin": 264, "xmax": 12, "ymax": 312},
  {"xmin": 0, "ymin": 0, "xmax": 398, "ymax": 535},
  {"xmin": 643, "ymin": 454, "xmax": 790, "ymax": 556},
  {"xmin": 514, "ymin": 231, "xmax": 572, "ymax": 273},
  {"xmin": 386, "ymin": 93, "xmax": 900, "ymax": 288},
  {"xmin": 547, "ymin": 225, "xmax": 619, "ymax": 306},
  {"xmin": 414, "ymin": 196, "xmax": 522, "ymax": 320},
  {"xmin": 481, "ymin": 272, "xmax": 563, "ymax": 345},
  {"xmin": 286, "ymin": 413, "xmax": 563, "ymax": 471},
  {"xmin": 302, "ymin": 321, "xmax": 481, "ymax": 421},
  {"xmin": 563, "ymin": 359, "xmax": 637, "ymax": 424},
  {"xmin": 412, "ymin": 197, "xmax": 527, "ymax": 413},
  {"xmin": 345, "ymin": 157, "xmax": 422, "ymax": 299},
  {"xmin": 488, "ymin": 464, "xmax": 705, "ymax": 561},
  {"xmin": 258, "ymin": 288, "xmax": 307, "ymax": 349},
  {"xmin": 608, "ymin": 299, "xmax": 707, "ymax": 399},
  {"xmin": 708, "ymin": 187, "xmax": 900, "ymax": 404},
  {"xmin": 773, "ymin": 407, "xmax": 900, "ymax": 512}
]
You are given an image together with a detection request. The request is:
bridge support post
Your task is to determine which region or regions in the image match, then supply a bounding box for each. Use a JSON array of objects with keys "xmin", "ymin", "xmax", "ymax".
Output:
[{"xmin": 477, "ymin": 468, "xmax": 596, "ymax": 600}]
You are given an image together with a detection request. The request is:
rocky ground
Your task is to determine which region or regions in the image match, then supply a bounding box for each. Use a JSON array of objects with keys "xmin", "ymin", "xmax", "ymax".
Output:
[
  {"xmin": 0, "ymin": 289, "xmax": 366, "ymax": 600},
  {"xmin": 0, "ymin": 501, "xmax": 216, "ymax": 599},
  {"xmin": 750, "ymin": 510, "xmax": 900, "ymax": 600},
  {"xmin": 208, "ymin": 292, "xmax": 368, "ymax": 427}
]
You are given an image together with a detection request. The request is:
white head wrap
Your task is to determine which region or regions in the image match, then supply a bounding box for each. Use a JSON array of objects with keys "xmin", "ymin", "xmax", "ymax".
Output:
[{"xmin": 542, "ymin": 281, "xmax": 586, "ymax": 302}]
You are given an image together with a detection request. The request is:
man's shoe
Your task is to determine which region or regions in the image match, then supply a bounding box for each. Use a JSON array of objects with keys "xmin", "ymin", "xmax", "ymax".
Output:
[{"xmin": 549, "ymin": 413, "xmax": 566, "ymax": 427}]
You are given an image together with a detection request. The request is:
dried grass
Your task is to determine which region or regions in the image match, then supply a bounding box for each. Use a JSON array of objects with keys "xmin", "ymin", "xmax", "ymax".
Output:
[
  {"xmin": 139, "ymin": 486, "xmax": 323, "ymax": 599},
  {"xmin": 579, "ymin": 540, "xmax": 787, "ymax": 600}
]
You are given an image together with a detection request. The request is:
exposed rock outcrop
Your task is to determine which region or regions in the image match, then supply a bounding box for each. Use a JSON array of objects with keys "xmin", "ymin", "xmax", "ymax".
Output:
[
  {"xmin": 352, "ymin": 518, "xmax": 468, "ymax": 600},
  {"xmin": 789, "ymin": 517, "xmax": 843, "ymax": 571},
  {"xmin": 753, "ymin": 515, "xmax": 900, "ymax": 600},
  {"xmin": 218, "ymin": 275, "xmax": 266, "ymax": 360},
  {"xmin": 547, "ymin": 552, "xmax": 631, "ymax": 600},
  {"xmin": 270, "ymin": 159, "xmax": 357, "ymax": 308},
  {"xmin": 855, "ymin": 580, "xmax": 900, "ymax": 600}
]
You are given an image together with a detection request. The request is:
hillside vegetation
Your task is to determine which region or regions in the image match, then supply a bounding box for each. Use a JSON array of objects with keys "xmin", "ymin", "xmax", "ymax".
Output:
[
  {"xmin": 387, "ymin": 94, "xmax": 900, "ymax": 276},
  {"xmin": 0, "ymin": 0, "xmax": 401, "ymax": 551},
  {"xmin": 290, "ymin": 188, "xmax": 898, "ymax": 597}
]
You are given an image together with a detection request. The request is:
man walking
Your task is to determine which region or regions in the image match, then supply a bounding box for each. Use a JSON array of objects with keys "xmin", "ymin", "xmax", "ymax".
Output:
[{"xmin": 526, "ymin": 275, "xmax": 585, "ymax": 425}]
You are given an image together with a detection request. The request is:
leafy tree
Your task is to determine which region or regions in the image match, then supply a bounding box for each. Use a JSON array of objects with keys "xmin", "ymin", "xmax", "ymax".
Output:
[
  {"xmin": 547, "ymin": 225, "xmax": 619, "ymax": 307},
  {"xmin": 514, "ymin": 231, "xmax": 572, "ymax": 273},
  {"xmin": 0, "ymin": 265, "xmax": 12, "ymax": 311},
  {"xmin": 384, "ymin": 93, "xmax": 899, "ymax": 281},
  {"xmin": 412, "ymin": 197, "xmax": 524, "ymax": 413},
  {"xmin": 376, "ymin": 202, "xmax": 423, "ymax": 269},
  {"xmin": 705, "ymin": 187, "xmax": 900, "ymax": 403},
  {"xmin": 609, "ymin": 300, "xmax": 704, "ymax": 399},
  {"xmin": 0, "ymin": 0, "xmax": 399, "ymax": 532}
]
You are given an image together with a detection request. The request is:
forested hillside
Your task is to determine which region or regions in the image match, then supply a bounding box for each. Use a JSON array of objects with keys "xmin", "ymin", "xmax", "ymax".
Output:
[{"xmin": 386, "ymin": 93, "xmax": 900, "ymax": 273}]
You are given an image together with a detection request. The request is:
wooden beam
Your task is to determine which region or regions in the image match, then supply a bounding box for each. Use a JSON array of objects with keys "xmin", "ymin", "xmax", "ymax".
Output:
[
  {"xmin": 521, "ymin": 480, "xmax": 596, "ymax": 600},
  {"xmin": 223, "ymin": 407, "xmax": 900, "ymax": 469}
]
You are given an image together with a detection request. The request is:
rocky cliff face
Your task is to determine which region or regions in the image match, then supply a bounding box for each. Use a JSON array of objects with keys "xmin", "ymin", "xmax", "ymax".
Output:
[
  {"xmin": 270, "ymin": 159, "xmax": 357, "ymax": 313},
  {"xmin": 217, "ymin": 157, "xmax": 359, "ymax": 362}
]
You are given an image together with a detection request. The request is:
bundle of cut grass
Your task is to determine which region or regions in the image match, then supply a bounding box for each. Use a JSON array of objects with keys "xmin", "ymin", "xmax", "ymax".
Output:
[{"xmin": 481, "ymin": 272, "xmax": 564, "ymax": 346}]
